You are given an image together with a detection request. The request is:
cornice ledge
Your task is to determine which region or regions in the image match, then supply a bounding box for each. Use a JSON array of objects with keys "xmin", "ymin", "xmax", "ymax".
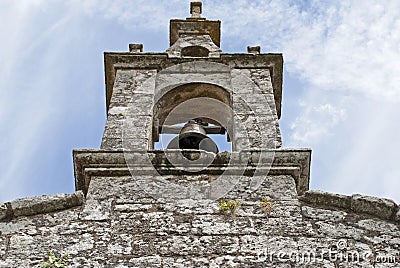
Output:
[
  {"xmin": 0, "ymin": 191, "xmax": 84, "ymax": 222},
  {"xmin": 73, "ymin": 148, "xmax": 311, "ymax": 196},
  {"xmin": 300, "ymin": 190, "xmax": 400, "ymax": 224}
]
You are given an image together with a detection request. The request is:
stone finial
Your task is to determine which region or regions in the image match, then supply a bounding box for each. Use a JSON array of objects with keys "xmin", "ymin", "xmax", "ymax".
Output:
[
  {"xmin": 247, "ymin": 46, "xmax": 261, "ymax": 54},
  {"xmin": 190, "ymin": 2, "xmax": 202, "ymax": 18},
  {"xmin": 129, "ymin": 44, "xmax": 143, "ymax": 53}
]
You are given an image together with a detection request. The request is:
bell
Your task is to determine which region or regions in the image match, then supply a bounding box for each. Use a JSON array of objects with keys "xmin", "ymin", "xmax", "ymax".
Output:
[{"xmin": 167, "ymin": 120, "xmax": 219, "ymax": 153}]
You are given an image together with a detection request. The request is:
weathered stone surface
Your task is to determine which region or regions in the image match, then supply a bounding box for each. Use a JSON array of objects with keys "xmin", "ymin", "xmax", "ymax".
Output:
[
  {"xmin": 0, "ymin": 185, "xmax": 398, "ymax": 267},
  {"xmin": 302, "ymin": 190, "xmax": 351, "ymax": 209},
  {"xmin": 314, "ymin": 221, "xmax": 364, "ymax": 240},
  {"xmin": 73, "ymin": 149, "xmax": 311, "ymax": 198},
  {"xmin": 80, "ymin": 198, "xmax": 111, "ymax": 221},
  {"xmin": 0, "ymin": 192, "xmax": 83, "ymax": 224},
  {"xmin": 0, "ymin": 235, "xmax": 6, "ymax": 258},
  {"xmin": 396, "ymin": 208, "xmax": 400, "ymax": 223},
  {"xmin": 1, "ymin": 2, "xmax": 399, "ymax": 267},
  {"xmin": 302, "ymin": 191, "xmax": 399, "ymax": 222},
  {"xmin": 302, "ymin": 205, "xmax": 347, "ymax": 222},
  {"xmin": 247, "ymin": 45, "xmax": 261, "ymax": 54},
  {"xmin": 0, "ymin": 220, "xmax": 36, "ymax": 236},
  {"xmin": 169, "ymin": 17, "xmax": 221, "ymax": 47},
  {"xmin": 9, "ymin": 191, "xmax": 83, "ymax": 218},
  {"xmin": 351, "ymin": 194, "xmax": 397, "ymax": 220},
  {"xmin": 0, "ymin": 203, "xmax": 8, "ymax": 221},
  {"xmin": 129, "ymin": 43, "xmax": 143, "ymax": 53},
  {"xmin": 166, "ymin": 35, "xmax": 222, "ymax": 58},
  {"xmin": 355, "ymin": 218, "xmax": 400, "ymax": 235}
]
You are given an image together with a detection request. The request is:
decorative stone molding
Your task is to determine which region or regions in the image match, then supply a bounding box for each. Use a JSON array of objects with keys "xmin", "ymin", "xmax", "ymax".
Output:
[
  {"xmin": 73, "ymin": 149, "xmax": 311, "ymax": 197},
  {"xmin": 351, "ymin": 194, "xmax": 397, "ymax": 221},
  {"xmin": 301, "ymin": 190, "xmax": 399, "ymax": 222},
  {"xmin": 0, "ymin": 191, "xmax": 84, "ymax": 222}
]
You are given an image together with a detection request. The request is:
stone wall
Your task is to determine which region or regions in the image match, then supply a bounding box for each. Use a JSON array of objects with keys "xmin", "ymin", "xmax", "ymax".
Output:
[{"xmin": 1, "ymin": 168, "xmax": 399, "ymax": 267}]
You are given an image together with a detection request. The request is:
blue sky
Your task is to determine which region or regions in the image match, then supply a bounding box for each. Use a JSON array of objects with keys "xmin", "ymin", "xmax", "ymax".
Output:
[{"xmin": 1, "ymin": 0, "xmax": 399, "ymax": 203}]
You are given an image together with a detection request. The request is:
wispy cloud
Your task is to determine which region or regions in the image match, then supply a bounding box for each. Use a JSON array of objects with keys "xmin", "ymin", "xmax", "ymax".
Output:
[
  {"xmin": 67, "ymin": 0, "xmax": 187, "ymax": 32},
  {"xmin": 290, "ymin": 101, "xmax": 347, "ymax": 144},
  {"xmin": 0, "ymin": 1, "xmax": 104, "ymax": 201}
]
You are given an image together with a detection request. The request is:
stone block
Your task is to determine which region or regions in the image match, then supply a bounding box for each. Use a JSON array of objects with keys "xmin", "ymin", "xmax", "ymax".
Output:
[
  {"xmin": 125, "ymin": 256, "xmax": 162, "ymax": 266},
  {"xmin": 107, "ymin": 106, "xmax": 128, "ymax": 117},
  {"xmin": 80, "ymin": 197, "xmax": 112, "ymax": 221},
  {"xmin": 355, "ymin": 218, "xmax": 398, "ymax": 234},
  {"xmin": 122, "ymin": 138, "xmax": 150, "ymax": 151},
  {"xmin": 303, "ymin": 190, "xmax": 351, "ymax": 209},
  {"xmin": 129, "ymin": 43, "xmax": 143, "ymax": 53},
  {"xmin": 351, "ymin": 194, "xmax": 397, "ymax": 221},
  {"xmin": 0, "ymin": 203, "xmax": 8, "ymax": 221},
  {"xmin": 101, "ymin": 137, "xmax": 122, "ymax": 149},
  {"xmin": 301, "ymin": 206, "xmax": 347, "ymax": 222},
  {"xmin": 163, "ymin": 257, "xmax": 209, "ymax": 267},
  {"xmin": 247, "ymin": 46, "xmax": 260, "ymax": 54},
  {"xmin": 396, "ymin": 208, "xmax": 400, "ymax": 224},
  {"xmin": 10, "ymin": 191, "xmax": 84, "ymax": 218},
  {"xmin": 0, "ymin": 236, "xmax": 6, "ymax": 258},
  {"xmin": 127, "ymin": 96, "xmax": 153, "ymax": 116},
  {"xmin": 315, "ymin": 221, "xmax": 364, "ymax": 240}
]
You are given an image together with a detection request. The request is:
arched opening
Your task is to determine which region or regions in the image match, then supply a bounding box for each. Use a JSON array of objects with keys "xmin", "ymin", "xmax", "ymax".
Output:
[
  {"xmin": 153, "ymin": 83, "xmax": 232, "ymax": 152},
  {"xmin": 181, "ymin": 46, "xmax": 210, "ymax": 57}
]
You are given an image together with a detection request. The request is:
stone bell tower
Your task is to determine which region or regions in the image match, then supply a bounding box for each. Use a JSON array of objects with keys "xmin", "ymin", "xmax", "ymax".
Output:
[
  {"xmin": 74, "ymin": 2, "xmax": 310, "ymax": 205},
  {"xmin": 73, "ymin": 1, "xmax": 311, "ymax": 214},
  {"xmin": 73, "ymin": 0, "xmax": 311, "ymax": 252},
  {"xmin": 3, "ymin": 3, "xmax": 398, "ymax": 267}
]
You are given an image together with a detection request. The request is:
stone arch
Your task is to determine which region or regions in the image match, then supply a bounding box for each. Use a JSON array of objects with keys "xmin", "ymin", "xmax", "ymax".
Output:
[
  {"xmin": 181, "ymin": 46, "xmax": 210, "ymax": 57},
  {"xmin": 153, "ymin": 82, "xmax": 232, "ymax": 127},
  {"xmin": 166, "ymin": 35, "xmax": 222, "ymax": 58}
]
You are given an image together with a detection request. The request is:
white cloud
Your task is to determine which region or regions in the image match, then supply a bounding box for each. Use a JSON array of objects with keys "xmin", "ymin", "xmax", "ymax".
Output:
[
  {"xmin": 290, "ymin": 101, "xmax": 347, "ymax": 144},
  {"xmin": 66, "ymin": 0, "xmax": 187, "ymax": 32},
  {"xmin": 206, "ymin": 0, "xmax": 400, "ymax": 201},
  {"xmin": 0, "ymin": 1, "xmax": 102, "ymax": 201},
  {"xmin": 311, "ymin": 98, "xmax": 400, "ymax": 201},
  {"xmin": 206, "ymin": 0, "xmax": 400, "ymax": 99}
]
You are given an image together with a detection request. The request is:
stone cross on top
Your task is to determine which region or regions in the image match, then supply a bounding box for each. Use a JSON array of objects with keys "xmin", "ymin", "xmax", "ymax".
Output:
[{"xmin": 190, "ymin": 2, "xmax": 202, "ymax": 18}]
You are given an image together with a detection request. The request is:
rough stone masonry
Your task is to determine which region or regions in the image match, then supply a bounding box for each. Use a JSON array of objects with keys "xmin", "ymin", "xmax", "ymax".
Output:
[{"xmin": 1, "ymin": 2, "xmax": 399, "ymax": 267}]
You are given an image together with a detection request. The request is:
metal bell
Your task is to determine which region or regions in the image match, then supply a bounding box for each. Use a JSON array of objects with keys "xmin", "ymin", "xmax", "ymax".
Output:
[{"xmin": 167, "ymin": 120, "xmax": 219, "ymax": 153}]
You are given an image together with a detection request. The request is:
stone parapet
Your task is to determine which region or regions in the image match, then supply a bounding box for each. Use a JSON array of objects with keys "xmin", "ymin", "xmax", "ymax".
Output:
[
  {"xmin": 2, "ymin": 185, "xmax": 399, "ymax": 267},
  {"xmin": 301, "ymin": 190, "xmax": 399, "ymax": 223},
  {"xmin": 0, "ymin": 191, "xmax": 84, "ymax": 222},
  {"xmin": 73, "ymin": 149, "xmax": 311, "ymax": 197}
]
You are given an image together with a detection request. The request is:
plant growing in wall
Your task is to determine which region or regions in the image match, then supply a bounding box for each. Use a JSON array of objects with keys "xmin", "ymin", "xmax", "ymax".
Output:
[
  {"xmin": 260, "ymin": 197, "xmax": 274, "ymax": 220},
  {"xmin": 219, "ymin": 199, "xmax": 239, "ymax": 215},
  {"xmin": 42, "ymin": 250, "xmax": 69, "ymax": 268}
]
